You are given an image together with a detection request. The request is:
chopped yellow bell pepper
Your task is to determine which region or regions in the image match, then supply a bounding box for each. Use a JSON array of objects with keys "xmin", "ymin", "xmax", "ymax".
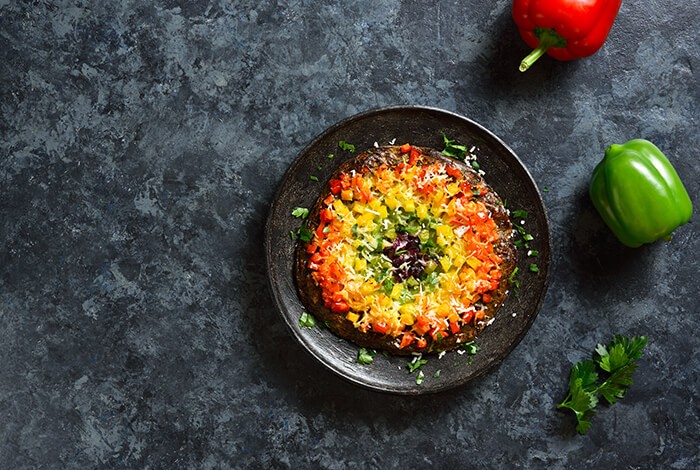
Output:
[
  {"xmin": 440, "ymin": 255, "xmax": 452, "ymax": 272},
  {"xmin": 384, "ymin": 195, "xmax": 399, "ymax": 210}
]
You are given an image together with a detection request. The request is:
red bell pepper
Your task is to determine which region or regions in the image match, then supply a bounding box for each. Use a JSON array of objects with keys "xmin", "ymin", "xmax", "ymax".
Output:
[
  {"xmin": 372, "ymin": 321, "xmax": 389, "ymax": 334},
  {"xmin": 512, "ymin": 0, "xmax": 622, "ymax": 72},
  {"xmin": 399, "ymin": 331, "xmax": 415, "ymax": 349}
]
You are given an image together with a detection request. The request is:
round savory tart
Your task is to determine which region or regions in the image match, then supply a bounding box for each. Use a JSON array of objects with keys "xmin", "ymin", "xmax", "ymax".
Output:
[{"xmin": 295, "ymin": 144, "xmax": 516, "ymax": 354}]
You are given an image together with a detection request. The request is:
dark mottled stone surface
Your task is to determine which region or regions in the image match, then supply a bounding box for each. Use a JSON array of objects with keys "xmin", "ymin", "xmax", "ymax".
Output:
[{"xmin": 1, "ymin": 1, "xmax": 698, "ymax": 468}]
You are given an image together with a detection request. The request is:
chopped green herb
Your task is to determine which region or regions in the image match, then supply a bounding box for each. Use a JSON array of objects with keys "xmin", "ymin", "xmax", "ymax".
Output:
[
  {"xmin": 543, "ymin": 186, "xmax": 549, "ymax": 192},
  {"xmin": 529, "ymin": 263, "xmax": 540, "ymax": 273},
  {"xmin": 433, "ymin": 370, "xmax": 442, "ymax": 378},
  {"xmin": 508, "ymin": 267, "xmax": 521, "ymax": 295},
  {"xmin": 425, "ymin": 272, "xmax": 440, "ymax": 286},
  {"xmin": 558, "ymin": 335, "xmax": 648, "ymax": 435},
  {"xmin": 471, "ymin": 161, "xmax": 481, "ymax": 171},
  {"xmin": 323, "ymin": 226, "xmax": 330, "ymax": 233},
  {"xmin": 299, "ymin": 312, "xmax": 316, "ymax": 328},
  {"xmin": 441, "ymin": 133, "xmax": 469, "ymax": 161},
  {"xmin": 528, "ymin": 249, "xmax": 540, "ymax": 257},
  {"xmin": 292, "ymin": 207, "xmax": 309, "ymax": 219},
  {"xmin": 297, "ymin": 226, "xmax": 313, "ymax": 242},
  {"xmin": 339, "ymin": 140, "xmax": 355, "ymax": 152},
  {"xmin": 523, "ymin": 233, "xmax": 534, "ymax": 241},
  {"xmin": 357, "ymin": 348, "xmax": 377, "ymax": 365},
  {"xmin": 289, "ymin": 230, "xmax": 296, "ymax": 240},
  {"xmin": 461, "ymin": 341, "xmax": 480, "ymax": 355},
  {"xmin": 381, "ymin": 278, "xmax": 395, "ymax": 296},
  {"xmin": 407, "ymin": 356, "xmax": 428, "ymax": 373},
  {"xmin": 508, "ymin": 266, "xmax": 519, "ymax": 282},
  {"xmin": 327, "ymin": 153, "xmax": 335, "ymax": 159},
  {"xmin": 416, "ymin": 370, "xmax": 425, "ymax": 385},
  {"xmin": 511, "ymin": 209, "xmax": 529, "ymax": 219},
  {"xmin": 310, "ymin": 175, "xmax": 319, "ymax": 182}
]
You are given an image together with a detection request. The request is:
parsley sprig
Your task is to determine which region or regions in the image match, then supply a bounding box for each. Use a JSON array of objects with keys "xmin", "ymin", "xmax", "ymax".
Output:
[
  {"xmin": 406, "ymin": 355, "xmax": 429, "ymax": 384},
  {"xmin": 441, "ymin": 133, "xmax": 468, "ymax": 160},
  {"xmin": 461, "ymin": 340, "xmax": 480, "ymax": 355},
  {"xmin": 299, "ymin": 312, "xmax": 317, "ymax": 328},
  {"xmin": 558, "ymin": 335, "xmax": 649, "ymax": 435},
  {"xmin": 357, "ymin": 348, "xmax": 377, "ymax": 365},
  {"xmin": 338, "ymin": 140, "xmax": 355, "ymax": 152},
  {"xmin": 407, "ymin": 355, "xmax": 428, "ymax": 373},
  {"xmin": 291, "ymin": 207, "xmax": 309, "ymax": 219}
]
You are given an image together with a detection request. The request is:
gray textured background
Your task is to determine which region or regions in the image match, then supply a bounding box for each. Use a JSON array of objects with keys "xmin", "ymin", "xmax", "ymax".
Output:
[{"xmin": 1, "ymin": 0, "xmax": 699, "ymax": 468}]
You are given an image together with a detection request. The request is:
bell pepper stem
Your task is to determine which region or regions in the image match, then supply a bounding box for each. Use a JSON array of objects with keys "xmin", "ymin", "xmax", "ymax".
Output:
[{"xmin": 519, "ymin": 29, "xmax": 566, "ymax": 72}]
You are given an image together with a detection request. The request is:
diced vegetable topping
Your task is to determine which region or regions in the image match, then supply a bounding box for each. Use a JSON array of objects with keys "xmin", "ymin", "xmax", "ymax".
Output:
[{"xmin": 303, "ymin": 145, "xmax": 506, "ymax": 349}]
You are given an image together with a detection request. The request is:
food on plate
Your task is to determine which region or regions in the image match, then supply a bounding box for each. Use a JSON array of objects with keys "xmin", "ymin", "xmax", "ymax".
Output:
[
  {"xmin": 589, "ymin": 139, "xmax": 693, "ymax": 248},
  {"xmin": 513, "ymin": 0, "xmax": 623, "ymax": 72},
  {"xmin": 294, "ymin": 144, "xmax": 516, "ymax": 354}
]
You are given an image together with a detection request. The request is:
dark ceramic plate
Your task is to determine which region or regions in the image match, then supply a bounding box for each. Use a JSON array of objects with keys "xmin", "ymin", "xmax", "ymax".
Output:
[{"xmin": 265, "ymin": 106, "xmax": 550, "ymax": 395}]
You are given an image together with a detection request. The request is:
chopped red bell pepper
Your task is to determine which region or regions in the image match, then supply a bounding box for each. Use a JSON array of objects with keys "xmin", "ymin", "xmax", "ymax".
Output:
[
  {"xmin": 413, "ymin": 317, "xmax": 431, "ymax": 336},
  {"xmin": 319, "ymin": 208, "xmax": 335, "ymax": 223},
  {"xmin": 462, "ymin": 311, "xmax": 474, "ymax": 324},
  {"xmin": 446, "ymin": 165, "xmax": 462, "ymax": 180},
  {"xmin": 373, "ymin": 321, "xmax": 389, "ymax": 335},
  {"xmin": 330, "ymin": 300, "xmax": 349, "ymax": 313},
  {"xmin": 329, "ymin": 179, "xmax": 342, "ymax": 195},
  {"xmin": 399, "ymin": 331, "xmax": 415, "ymax": 349},
  {"xmin": 429, "ymin": 326, "xmax": 447, "ymax": 341}
]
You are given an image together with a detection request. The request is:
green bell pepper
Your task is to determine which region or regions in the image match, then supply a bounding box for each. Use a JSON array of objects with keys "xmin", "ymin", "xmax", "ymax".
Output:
[{"xmin": 589, "ymin": 139, "xmax": 693, "ymax": 248}]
